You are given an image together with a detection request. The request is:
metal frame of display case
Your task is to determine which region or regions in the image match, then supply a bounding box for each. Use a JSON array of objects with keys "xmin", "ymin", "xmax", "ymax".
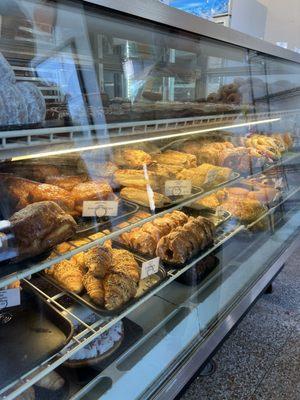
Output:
[{"xmin": 1, "ymin": 1, "xmax": 300, "ymax": 399}]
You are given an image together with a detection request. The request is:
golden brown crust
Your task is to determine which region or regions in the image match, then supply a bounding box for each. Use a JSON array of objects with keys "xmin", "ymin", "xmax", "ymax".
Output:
[
  {"xmin": 29, "ymin": 184, "xmax": 75, "ymax": 214},
  {"xmin": 9, "ymin": 201, "xmax": 77, "ymax": 259},
  {"xmin": 177, "ymin": 163, "xmax": 232, "ymax": 187},
  {"xmin": 83, "ymin": 273, "xmax": 105, "ymax": 305},
  {"xmin": 152, "ymin": 150, "xmax": 197, "ymax": 168},
  {"xmin": 50, "ymin": 259, "xmax": 84, "ymax": 293},
  {"xmin": 84, "ymin": 245, "xmax": 112, "ymax": 278},
  {"xmin": 113, "ymin": 148, "xmax": 152, "ymax": 168},
  {"xmin": 31, "ymin": 165, "xmax": 60, "ymax": 182},
  {"xmin": 45, "ymin": 175, "xmax": 88, "ymax": 191},
  {"xmin": 114, "ymin": 169, "xmax": 160, "ymax": 191},
  {"xmin": 120, "ymin": 187, "xmax": 171, "ymax": 208}
]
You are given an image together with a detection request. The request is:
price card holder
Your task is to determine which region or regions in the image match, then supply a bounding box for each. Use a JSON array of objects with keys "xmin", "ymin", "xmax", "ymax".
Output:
[
  {"xmin": 165, "ymin": 180, "xmax": 192, "ymax": 197},
  {"xmin": 141, "ymin": 257, "xmax": 160, "ymax": 280},
  {"xmin": 82, "ymin": 201, "xmax": 119, "ymax": 218},
  {"xmin": 204, "ymin": 169, "xmax": 218, "ymax": 186},
  {"xmin": 0, "ymin": 288, "xmax": 20, "ymax": 310}
]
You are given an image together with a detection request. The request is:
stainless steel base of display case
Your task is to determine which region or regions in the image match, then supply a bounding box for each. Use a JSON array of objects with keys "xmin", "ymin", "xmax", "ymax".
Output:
[{"xmin": 151, "ymin": 232, "xmax": 300, "ymax": 400}]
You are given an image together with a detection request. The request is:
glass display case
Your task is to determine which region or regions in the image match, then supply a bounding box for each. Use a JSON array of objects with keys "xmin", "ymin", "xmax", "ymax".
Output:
[{"xmin": 0, "ymin": 1, "xmax": 300, "ymax": 399}]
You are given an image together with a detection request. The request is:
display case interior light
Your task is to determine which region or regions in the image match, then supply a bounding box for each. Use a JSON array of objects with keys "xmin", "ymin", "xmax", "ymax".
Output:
[{"xmin": 11, "ymin": 117, "xmax": 280, "ymax": 161}]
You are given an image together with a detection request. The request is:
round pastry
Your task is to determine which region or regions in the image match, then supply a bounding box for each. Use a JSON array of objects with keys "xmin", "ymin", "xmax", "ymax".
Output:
[
  {"xmin": 207, "ymin": 92, "xmax": 219, "ymax": 103},
  {"xmin": 223, "ymin": 83, "xmax": 238, "ymax": 94},
  {"xmin": 65, "ymin": 320, "xmax": 124, "ymax": 367},
  {"xmin": 16, "ymin": 82, "xmax": 46, "ymax": 124},
  {"xmin": 227, "ymin": 92, "xmax": 241, "ymax": 104},
  {"xmin": 0, "ymin": 52, "xmax": 16, "ymax": 84}
]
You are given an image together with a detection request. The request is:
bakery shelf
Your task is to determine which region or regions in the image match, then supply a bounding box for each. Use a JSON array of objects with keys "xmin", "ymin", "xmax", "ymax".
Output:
[
  {"xmin": 0, "ymin": 219, "xmax": 244, "ymax": 400},
  {"xmin": 0, "ymin": 149, "xmax": 299, "ymax": 289},
  {"xmin": 0, "ymin": 109, "xmax": 298, "ymax": 160}
]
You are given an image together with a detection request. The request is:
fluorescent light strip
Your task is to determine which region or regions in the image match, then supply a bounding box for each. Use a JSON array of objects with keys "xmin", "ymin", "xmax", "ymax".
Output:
[{"xmin": 12, "ymin": 117, "xmax": 280, "ymax": 161}]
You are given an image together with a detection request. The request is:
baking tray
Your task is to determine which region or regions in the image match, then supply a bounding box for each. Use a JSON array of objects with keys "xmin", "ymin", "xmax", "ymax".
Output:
[
  {"xmin": 75, "ymin": 199, "xmax": 139, "ymax": 236},
  {"xmin": 59, "ymin": 318, "xmax": 143, "ymax": 385},
  {"xmin": 40, "ymin": 253, "xmax": 167, "ymax": 316},
  {"xmin": 119, "ymin": 186, "xmax": 204, "ymax": 211},
  {"xmin": 0, "ymin": 283, "xmax": 73, "ymax": 390}
]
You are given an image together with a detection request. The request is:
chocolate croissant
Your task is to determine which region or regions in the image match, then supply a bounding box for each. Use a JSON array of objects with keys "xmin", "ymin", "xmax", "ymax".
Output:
[{"xmin": 156, "ymin": 216, "xmax": 215, "ymax": 264}]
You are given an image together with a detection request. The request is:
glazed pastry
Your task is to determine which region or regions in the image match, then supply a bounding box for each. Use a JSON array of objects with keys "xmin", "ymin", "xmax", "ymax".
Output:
[
  {"xmin": 114, "ymin": 169, "xmax": 161, "ymax": 191},
  {"xmin": 50, "ymin": 259, "xmax": 84, "ymax": 293},
  {"xmin": 84, "ymin": 245, "xmax": 112, "ymax": 278},
  {"xmin": 152, "ymin": 150, "xmax": 197, "ymax": 168},
  {"xmin": 113, "ymin": 148, "xmax": 152, "ymax": 168},
  {"xmin": 0, "ymin": 173, "xmax": 39, "ymax": 214},
  {"xmin": 29, "ymin": 183, "xmax": 75, "ymax": 214},
  {"xmin": 119, "ymin": 210, "xmax": 188, "ymax": 256},
  {"xmin": 9, "ymin": 201, "xmax": 77, "ymax": 260},
  {"xmin": 89, "ymin": 230, "xmax": 112, "ymax": 248},
  {"xmin": 148, "ymin": 163, "xmax": 182, "ymax": 178},
  {"xmin": 156, "ymin": 216, "xmax": 215, "ymax": 264},
  {"xmin": 194, "ymin": 189, "xmax": 228, "ymax": 208},
  {"xmin": 71, "ymin": 180, "xmax": 114, "ymax": 214},
  {"xmin": 45, "ymin": 174, "xmax": 88, "ymax": 191},
  {"xmin": 120, "ymin": 187, "xmax": 171, "ymax": 208},
  {"xmin": 177, "ymin": 163, "xmax": 232, "ymax": 187},
  {"xmin": 83, "ymin": 273, "xmax": 105, "ymax": 305},
  {"xmin": 35, "ymin": 371, "xmax": 65, "ymax": 391}
]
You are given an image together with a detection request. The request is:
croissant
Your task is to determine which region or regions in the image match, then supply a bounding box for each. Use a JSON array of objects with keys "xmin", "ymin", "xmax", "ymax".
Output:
[
  {"xmin": 83, "ymin": 273, "xmax": 105, "ymax": 305},
  {"xmin": 104, "ymin": 273, "xmax": 137, "ymax": 310},
  {"xmin": 103, "ymin": 249, "xmax": 140, "ymax": 310},
  {"xmin": 84, "ymin": 245, "xmax": 112, "ymax": 278},
  {"xmin": 156, "ymin": 216, "xmax": 215, "ymax": 264},
  {"xmin": 113, "ymin": 148, "xmax": 153, "ymax": 168},
  {"xmin": 111, "ymin": 249, "xmax": 140, "ymax": 283},
  {"xmin": 51, "ymin": 260, "xmax": 84, "ymax": 293}
]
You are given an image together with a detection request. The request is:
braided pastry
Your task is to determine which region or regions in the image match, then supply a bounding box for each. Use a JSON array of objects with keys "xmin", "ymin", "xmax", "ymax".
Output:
[{"xmin": 156, "ymin": 216, "xmax": 215, "ymax": 264}]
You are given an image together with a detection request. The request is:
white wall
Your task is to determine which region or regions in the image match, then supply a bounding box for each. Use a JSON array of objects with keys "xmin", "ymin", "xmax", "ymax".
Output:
[{"xmin": 258, "ymin": 0, "xmax": 300, "ymax": 52}]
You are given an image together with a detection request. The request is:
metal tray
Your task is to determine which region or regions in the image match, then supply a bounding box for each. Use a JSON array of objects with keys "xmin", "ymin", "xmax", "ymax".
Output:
[
  {"xmin": 113, "ymin": 206, "xmax": 232, "ymax": 263},
  {"xmin": 0, "ymin": 283, "xmax": 73, "ymax": 390},
  {"xmin": 119, "ymin": 186, "xmax": 204, "ymax": 211},
  {"xmin": 41, "ymin": 253, "xmax": 167, "ymax": 316},
  {"xmin": 75, "ymin": 199, "xmax": 139, "ymax": 236}
]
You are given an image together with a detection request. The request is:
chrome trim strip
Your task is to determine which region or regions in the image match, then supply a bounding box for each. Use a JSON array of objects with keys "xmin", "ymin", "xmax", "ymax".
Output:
[
  {"xmin": 152, "ymin": 232, "xmax": 300, "ymax": 400},
  {"xmin": 82, "ymin": 0, "xmax": 300, "ymax": 63}
]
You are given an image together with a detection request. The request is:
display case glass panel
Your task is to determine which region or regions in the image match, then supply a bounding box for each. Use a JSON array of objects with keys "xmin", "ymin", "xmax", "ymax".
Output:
[{"xmin": 0, "ymin": 1, "xmax": 300, "ymax": 399}]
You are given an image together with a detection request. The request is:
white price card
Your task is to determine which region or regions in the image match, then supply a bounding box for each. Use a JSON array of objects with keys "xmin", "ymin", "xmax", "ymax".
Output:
[
  {"xmin": 165, "ymin": 180, "xmax": 192, "ymax": 197},
  {"xmin": 215, "ymin": 206, "xmax": 227, "ymax": 219},
  {"xmin": 204, "ymin": 169, "xmax": 219, "ymax": 186},
  {"xmin": 82, "ymin": 201, "xmax": 119, "ymax": 217},
  {"xmin": 0, "ymin": 288, "xmax": 20, "ymax": 309},
  {"xmin": 141, "ymin": 257, "xmax": 160, "ymax": 280}
]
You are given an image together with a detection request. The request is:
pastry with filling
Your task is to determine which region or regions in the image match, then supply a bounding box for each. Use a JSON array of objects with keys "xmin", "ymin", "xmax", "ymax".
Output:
[
  {"xmin": 9, "ymin": 201, "xmax": 77, "ymax": 260},
  {"xmin": 152, "ymin": 150, "xmax": 197, "ymax": 168},
  {"xmin": 114, "ymin": 169, "xmax": 160, "ymax": 190},
  {"xmin": 120, "ymin": 187, "xmax": 171, "ymax": 208},
  {"xmin": 177, "ymin": 163, "xmax": 232, "ymax": 187},
  {"xmin": 113, "ymin": 148, "xmax": 152, "ymax": 168}
]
